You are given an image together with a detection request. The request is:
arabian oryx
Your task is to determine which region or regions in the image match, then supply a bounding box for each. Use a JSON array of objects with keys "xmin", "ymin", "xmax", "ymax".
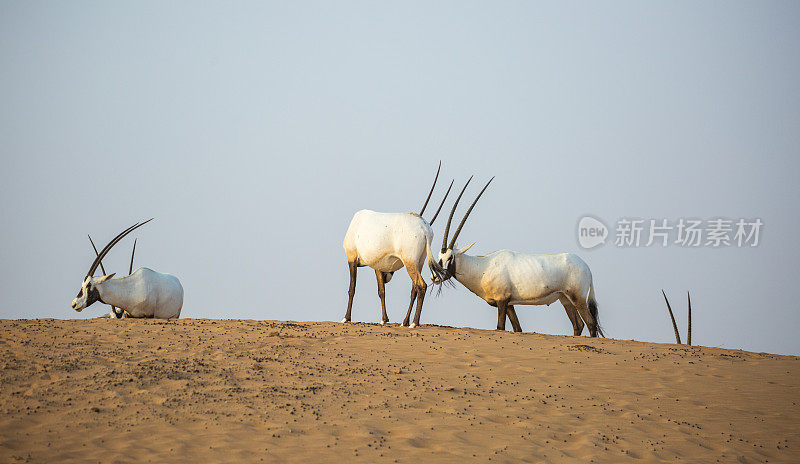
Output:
[
  {"xmin": 427, "ymin": 179, "xmax": 603, "ymax": 337},
  {"xmin": 72, "ymin": 220, "xmax": 184, "ymax": 319},
  {"xmin": 342, "ymin": 162, "xmax": 454, "ymax": 327}
]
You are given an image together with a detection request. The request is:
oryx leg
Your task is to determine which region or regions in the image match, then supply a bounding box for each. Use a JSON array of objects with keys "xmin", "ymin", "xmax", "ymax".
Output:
[
  {"xmin": 506, "ymin": 305, "xmax": 522, "ymax": 333},
  {"xmin": 559, "ymin": 296, "xmax": 584, "ymax": 336},
  {"xmin": 496, "ymin": 300, "xmax": 509, "ymax": 331},
  {"xmin": 375, "ymin": 270, "xmax": 389, "ymax": 325},
  {"xmin": 565, "ymin": 293, "xmax": 598, "ymax": 337},
  {"xmin": 402, "ymin": 287, "xmax": 417, "ymax": 327},
  {"xmin": 405, "ymin": 263, "xmax": 427, "ymax": 328},
  {"xmin": 342, "ymin": 261, "xmax": 357, "ymax": 323}
]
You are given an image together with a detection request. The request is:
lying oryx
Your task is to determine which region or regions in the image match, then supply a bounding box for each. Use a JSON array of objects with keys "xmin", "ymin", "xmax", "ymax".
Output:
[
  {"xmin": 427, "ymin": 179, "xmax": 603, "ymax": 337},
  {"xmin": 342, "ymin": 162, "xmax": 453, "ymax": 327},
  {"xmin": 72, "ymin": 220, "xmax": 184, "ymax": 319}
]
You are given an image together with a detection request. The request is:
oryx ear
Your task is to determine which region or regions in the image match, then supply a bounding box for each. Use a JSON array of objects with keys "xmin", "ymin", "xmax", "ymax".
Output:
[
  {"xmin": 456, "ymin": 242, "xmax": 476, "ymax": 255},
  {"xmin": 98, "ymin": 273, "xmax": 116, "ymax": 282}
]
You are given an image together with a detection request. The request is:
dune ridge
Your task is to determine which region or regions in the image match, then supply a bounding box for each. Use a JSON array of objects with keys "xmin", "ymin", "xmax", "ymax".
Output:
[{"xmin": 1, "ymin": 319, "xmax": 798, "ymax": 463}]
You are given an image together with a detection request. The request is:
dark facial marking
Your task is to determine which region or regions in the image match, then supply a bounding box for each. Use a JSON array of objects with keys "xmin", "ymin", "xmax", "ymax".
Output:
[
  {"xmin": 436, "ymin": 257, "xmax": 457, "ymax": 281},
  {"xmin": 76, "ymin": 288, "xmax": 84, "ymax": 298},
  {"xmin": 85, "ymin": 285, "xmax": 103, "ymax": 307}
]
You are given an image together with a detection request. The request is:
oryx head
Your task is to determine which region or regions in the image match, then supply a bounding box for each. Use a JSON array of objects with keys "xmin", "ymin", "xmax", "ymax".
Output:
[
  {"xmin": 72, "ymin": 274, "xmax": 116, "ymax": 311},
  {"xmin": 71, "ymin": 219, "xmax": 151, "ymax": 312},
  {"xmin": 428, "ymin": 176, "xmax": 493, "ymax": 285}
]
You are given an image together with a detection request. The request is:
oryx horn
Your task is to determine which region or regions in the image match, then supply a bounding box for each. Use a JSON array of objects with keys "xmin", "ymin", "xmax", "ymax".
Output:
[
  {"xmin": 448, "ymin": 176, "xmax": 494, "ymax": 251},
  {"xmin": 89, "ymin": 234, "xmax": 119, "ymax": 315},
  {"xmin": 429, "ymin": 179, "xmax": 454, "ymax": 226},
  {"xmin": 687, "ymin": 291, "xmax": 692, "ymax": 346},
  {"xmin": 442, "ymin": 176, "xmax": 473, "ymax": 252},
  {"xmin": 86, "ymin": 219, "xmax": 153, "ymax": 278},
  {"xmin": 88, "ymin": 235, "xmax": 108, "ymax": 276},
  {"xmin": 419, "ymin": 161, "xmax": 441, "ymax": 217},
  {"xmin": 129, "ymin": 238, "xmax": 137, "ymax": 275},
  {"xmin": 661, "ymin": 289, "xmax": 682, "ymax": 345}
]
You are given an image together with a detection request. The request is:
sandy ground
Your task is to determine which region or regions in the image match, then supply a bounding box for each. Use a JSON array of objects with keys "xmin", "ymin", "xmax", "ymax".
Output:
[{"xmin": 0, "ymin": 319, "xmax": 798, "ymax": 463}]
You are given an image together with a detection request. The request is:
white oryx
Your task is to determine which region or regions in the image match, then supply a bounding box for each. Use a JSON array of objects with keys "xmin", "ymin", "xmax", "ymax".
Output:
[
  {"xmin": 72, "ymin": 220, "xmax": 184, "ymax": 319},
  {"xmin": 427, "ymin": 179, "xmax": 603, "ymax": 337},
  {"xmin": 342, "ymin": 163, "xmax": 454, "ymax": 327}
]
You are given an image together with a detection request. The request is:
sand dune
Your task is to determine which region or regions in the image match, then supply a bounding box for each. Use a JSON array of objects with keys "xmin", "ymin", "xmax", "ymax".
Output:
[{"xmin": 1, "ymin": 319, "xmax": 797, "ymax": 463}]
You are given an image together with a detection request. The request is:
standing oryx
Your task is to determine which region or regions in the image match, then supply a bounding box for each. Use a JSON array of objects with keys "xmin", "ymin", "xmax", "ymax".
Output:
[
  {"xmin": 427, "ymin": 179, "xmax": 603, "ymax": 337},
  {"xmin": 72, "ymin": 220, "xmax": 184, "ymax": 319},
  {"xmin": 342, "ymin": 163, "xmax": 454, "ymax": 327}
]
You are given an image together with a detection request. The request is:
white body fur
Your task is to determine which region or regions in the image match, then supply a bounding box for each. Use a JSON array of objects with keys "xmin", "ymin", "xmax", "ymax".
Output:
[
  {"xmin": 75, "ymin": 267, "xmax": 183, "ymax": 319},
  {"xmin": 344, "ymin": 210, "xmax": 433, "ymax": 275},
  {"xmin": 452, "ymin": 251, "xmax": 593, "ymax": 306},
  {"xmin": 343, "ymin": 209, "xmax": 433, "ymax": 326},
  {"xmin": 438, "ymin": 248, "xmax": 600, "ymax": 335}
]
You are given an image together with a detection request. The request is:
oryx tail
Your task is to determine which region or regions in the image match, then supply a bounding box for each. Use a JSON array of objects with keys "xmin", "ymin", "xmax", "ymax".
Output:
[{"xmin": 587, "ymin": 281, "xmax": 604, "ymax": 337}]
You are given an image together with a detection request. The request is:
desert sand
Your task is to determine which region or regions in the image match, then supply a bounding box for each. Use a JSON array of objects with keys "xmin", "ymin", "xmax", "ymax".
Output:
[{"xmin": 0, "ymin": 319, "xmax": 798, "ymax": 463}]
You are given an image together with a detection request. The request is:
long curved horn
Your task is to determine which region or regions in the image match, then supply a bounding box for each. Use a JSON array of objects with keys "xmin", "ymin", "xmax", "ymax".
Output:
[
  {"xmin": 89, "ymin": 234, "xmax": 119, "ymax": 314},
  {"xmin": 687, "ymin": 291, "xmax": 692, "ymax": 346},
  {"xmin": 88, "ymin": 235, "xmax": 108, "ymax": 276},
  {"xmin": 448, "ymin": 177, "xmax": 494, "ymax": 251},
  {"xmin": 442, "ymin": 176, "xmax": 473, "ymax": 252},
  {"xmin": 429, "ymin": 179, "xmax": 454, "ymax": 226},
  {"xmin": 662, "ymin": 289, "xmax": 682, "ymax": 344},
  {"xmin": 419, "ymin": 161, "xmax": 441, "ymax": 217},
  {"xmin": 86, "ymin": 219, "xmax": 153, "ymax": 277},
  {"xmin": 129, "ymin": 238, "xmax": 137, "ymax": 275}
]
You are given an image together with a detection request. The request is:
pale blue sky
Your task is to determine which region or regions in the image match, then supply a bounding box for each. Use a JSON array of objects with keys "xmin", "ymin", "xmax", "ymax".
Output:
[{"xmin": 2, "ymin": 2, "xmax": 799, "ymax": 354}]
